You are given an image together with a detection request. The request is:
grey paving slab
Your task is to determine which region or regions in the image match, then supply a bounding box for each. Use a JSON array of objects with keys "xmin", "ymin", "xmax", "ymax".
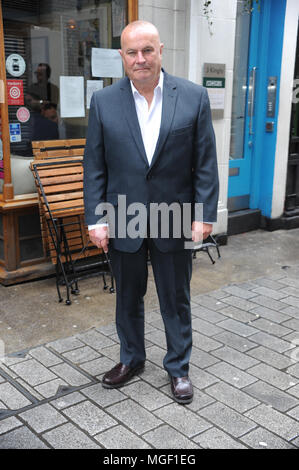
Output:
[
  {"xmin": 190, "ymin": 346, "xmax": 220, "ymax": 369},
  {"xmin": 154, "ymin": 403, "xmax": 212, "ymax": 438},
  {"xmin": 0, "ymin": 426, "xmax": 49, "ymax": 449},
  {"xmin": 282, "ymin": 296, "xmax": 299, "ymax": 309},
  {"xmin": 206, "ymin": 362, "xmax": 257, "ymax": 389},
  {"xmin": 251, "ymin": 286, "xmax": 288, "ymax": 301},
  {"xmin": 143, "ymin": 424, "xmax": 199, "ymax": 449},
  {"xmin": 47, "ymin": 336, "xmax": 85, "ymax": 353},
  {"xmin": 193, "ymin": 427, "xmax": 247, "ymax": 449},
  {"xmin": 0, "ymin": 416, "xmax": 22, "ymax": 435},
  {"xmin": 282, "ymin": 318, "xmax": 299, "ymax": 331},
  {"xmin": 252, "ymin": 278, "xmax": 288, "ymax": 291},
  {"xmin": 145, "ymin": 329, "xmax": 167, "ymax": 349},
  {"xmin": 121, "ymin": 380, "xmax": 172, "ymax": 411},
  {"xmin": 247, "ymin": 363, "xmax": 298, "ymax": 390},
  {"xmin": 76, "ymin": 329, "xmax": 116, "ymax": 350},
  {"xmin": 51, "ymin": 392, "xmax": 86, "ymax": 410},
  {"xmin": 213, "ymin": 331, "xmax": 258, "ymax": 353},
  {"xmin": 96, "ymin": 323, "xmax": 117, "ymax": 337},
  {"xmin": 222, "ymin": 285, "xmax": 258, "ymax": 300},
  {"xmin": 62, "ymin": 400, "xmax": 117, "ymax": 436},
  {"xmin": 42, "ymin": 422, "xmax": 100, "ymax": 449},
  {"xmin": 192, "ymin": 295, "xmax": 226, "ymax": 311},
  {"xmin": 249, "ymin": 331, "xmax": 294, "ymax": 354},
  {"xmin": 245, "ymin": 404, "xmax": 299, "ymax": 441},
  {"xmin": 287, "ymin": 363, "xmax": 299, "ymax": 379},
  {"xmin": 79, "ymin": 356, "xmax": 116, "ymax": 377},
  {"xmin": 221, "ymin": 296, "xmax": 258, "ymax": 312},
  {"xmin": 50, "ymin": 363, "xmax": 92, "ymax": 386},
  {"xmin": 250, "ymin": 305, "xmax": 292, "ymax": 324},
  {"xmin": 240, "ymin": 427, "xmax": 296, "ymax": 449},
  {"xmin": 100, "ymin": 344, "xmax": 121, "ymax": 363},
  {"xmin": 191, "ymin": 305, "xmax": 226, "ymax": 323},
  {"xmin": 188, "ymin": 364, "xmax": 219, "ymax": 390},
  {"xmin": 95, "ymin": 425, "xmax": 151, "ymax": 449},
  {"xmin": 205, "ymin": 381, "xmax": 260, "ymax": 413},
  {"xmin": 191, "ymin": 317, "xmax": 223, "ymax": 337},
  {"xmin": 192, "ymin": 331, "xmax": 223, "ymax": 352},
  {"xmin": 141, "ymin": 361, "xmax": 169, "ymax": 388},
  {"xmin": 62, "ymin": 346, "xmax": 101, "ymax": 364},
  {"xmin": 247, "ymin": 346, "xmax": 294, "ymax": 370},
  {"xmin": 243, "ymin": 380, "xmax": 299, "ymax": 412},
  {"xmin": 211, "ymin": 345, "xmax": 260, "ymax": 370},
  {"xmin": 198, "ymin": 402, "xmax": 256, "ymax": 438},
  {"xmin": 34, "ymin": 378, "xmax": 68, "ymax": 399},
  {"xmin": 0, "ymin": 381, "xmax": 32, "ymax": 409},
  {"xmin": 107, "ymin": 399, "xmax": 162, "ymax": 435},
  {"xmin": 81, "ymin": 382, "xmax": 127, "ymax": 408},
  {"xmin": 10, "ymin": 359, "xmax": 57, "ymax": 386},
  {"xmin": 250, "ymin": 295, "xmax": 289, "ymax": 312},
  {"xmin": 29, "ymin": 346, "xmax": 63, "ymax": 367},
  {"xmin": 251, "ymin": 318, "xmax": 293, "ymax": 337},
  {"xmin": 287, "ymin": 405, "xmax": 299, "ymax": 420},
  {"xmin": 287, "ymin": 384, "xmax": 299, "ymax": 399},
  {"xmin": 216, "ymin": 318, "xmax": 258, "ymax": 337},
  {"xmin": 145, "ymin": 345, "xmax": 166, "ymax": 368},
  {"xmin": 20, "ymin": 403, "xmax": 67, "ymax": 433},
  {"xmin": 218, "ymin": 305, "xmax": 258, "ymax": 324}
]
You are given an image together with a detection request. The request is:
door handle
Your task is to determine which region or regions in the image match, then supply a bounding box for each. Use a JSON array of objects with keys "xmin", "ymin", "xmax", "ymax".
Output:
[{"xmin": 248, "ymin": 67, "xmax": 257, "ymax": 136}]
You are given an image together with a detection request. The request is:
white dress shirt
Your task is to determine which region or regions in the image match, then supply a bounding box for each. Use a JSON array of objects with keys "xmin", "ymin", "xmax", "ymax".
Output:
[{"xmin": 88, "ymin": 72, "xmax": 164, "ymax": 231}]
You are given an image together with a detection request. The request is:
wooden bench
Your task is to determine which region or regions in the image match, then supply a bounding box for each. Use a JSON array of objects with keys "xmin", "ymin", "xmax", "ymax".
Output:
[
  {"xmin": 30, "ymin": 140, "xmax": 114, "ymax": 305},
  {"xmin": 32, "ymin": 138, "xmax": 86, "ymax": 160}
]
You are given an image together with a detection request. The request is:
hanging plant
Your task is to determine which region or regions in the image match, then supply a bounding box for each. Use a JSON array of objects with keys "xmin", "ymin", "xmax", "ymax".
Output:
[
  {"xmin": 203, "ymin": 0, "xmax": 261, "ymax": 36},
  {"xmin": 203, "ymin": 1, "xmax": 213, "ymax": 36}
]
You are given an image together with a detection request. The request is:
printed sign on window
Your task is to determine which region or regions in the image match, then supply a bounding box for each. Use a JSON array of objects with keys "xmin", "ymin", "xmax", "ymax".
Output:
[{"xmin": 7, "ymin": 80, "xmax": 24, "ymax": 106}]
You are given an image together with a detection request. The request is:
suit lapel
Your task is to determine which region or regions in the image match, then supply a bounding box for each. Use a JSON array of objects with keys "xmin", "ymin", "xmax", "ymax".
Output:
[
  {"xmin": 120, "ymin": 78, "xmax": 149, "ymax": 167},
  {"xmin": 148, "ymin": 72, "xmax": 178, "ymax": 171}
]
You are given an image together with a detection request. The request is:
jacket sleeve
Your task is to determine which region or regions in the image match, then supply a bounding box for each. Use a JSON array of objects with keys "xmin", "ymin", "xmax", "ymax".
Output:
[
  {"xmin": 192, "ymin": 87, "xmax": 219, "ymax": 223},
  {"xmin": 83, "ymin": 93, "xmax": 107, "ymax": 225}
]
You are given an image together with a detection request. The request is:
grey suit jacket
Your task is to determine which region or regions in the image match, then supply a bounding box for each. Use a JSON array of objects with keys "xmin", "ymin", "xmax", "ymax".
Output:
[{"xmin": 83, "ymin": 71, "xmax": 219, "ymax": 252}]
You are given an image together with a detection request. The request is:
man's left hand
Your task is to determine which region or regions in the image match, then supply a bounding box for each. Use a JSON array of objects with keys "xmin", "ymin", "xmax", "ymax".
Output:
[{"xmin": 192, "ymin": 222, "xmax": 213, "ymax": 243}]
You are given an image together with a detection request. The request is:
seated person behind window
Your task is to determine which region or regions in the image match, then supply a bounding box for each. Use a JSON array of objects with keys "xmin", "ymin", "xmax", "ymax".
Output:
[
  {"xmin": 29, "ymin": 102, "xmax": 59, "ymax": 143},
  {"xmin": 25, "ymin": 63, "xmax": 59, "ymax": 112}
]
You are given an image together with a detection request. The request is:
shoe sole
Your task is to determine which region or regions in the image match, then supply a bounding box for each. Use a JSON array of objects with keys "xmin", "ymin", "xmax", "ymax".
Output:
[
  {"xmin": 172, "ymin": 395, "xmax": 193, "ymax": 405},
  {"xmin": 102, "ymin": 366, "xmax": 145, "ymax": 389}
]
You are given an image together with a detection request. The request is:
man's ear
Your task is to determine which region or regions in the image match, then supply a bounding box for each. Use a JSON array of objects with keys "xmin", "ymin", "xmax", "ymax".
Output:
[{"xmin": 118, "ymin": 49, "xmax": 123, "ymax": 58}]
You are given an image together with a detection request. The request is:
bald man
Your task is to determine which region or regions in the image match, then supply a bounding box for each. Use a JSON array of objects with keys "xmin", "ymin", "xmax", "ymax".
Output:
[{"xmin": 84, "ymin": 21, "xmax": 219, "ymax": 404}]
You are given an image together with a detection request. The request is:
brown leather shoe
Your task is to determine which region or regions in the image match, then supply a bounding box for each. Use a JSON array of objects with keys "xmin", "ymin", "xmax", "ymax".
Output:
[
  {"xmin": 102, "ymin": 362, "xmax": 145, "ymax": 389},
  {"xmin": 170, "ymin": 376, "xmax": 193, "ymax": 404}
]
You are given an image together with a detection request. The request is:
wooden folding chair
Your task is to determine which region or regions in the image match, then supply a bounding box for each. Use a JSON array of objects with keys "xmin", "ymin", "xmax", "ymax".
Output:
[{"xmin": 30, "ymin": 156, "xmax": 114, "ymax": 305}]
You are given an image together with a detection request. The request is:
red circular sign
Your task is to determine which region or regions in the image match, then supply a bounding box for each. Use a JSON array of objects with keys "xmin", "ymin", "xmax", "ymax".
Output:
[
  {"xmin": 10, "ymin": 86, "xmax": 21, "ymax": 99},
  {"xmin": 16, "ymin": 107, "xmax": 30, "ymax": 123}
]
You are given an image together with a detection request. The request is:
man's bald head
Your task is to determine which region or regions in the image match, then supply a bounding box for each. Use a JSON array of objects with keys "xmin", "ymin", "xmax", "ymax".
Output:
[{"xmin": 120, "ymin": 21, "xmax": 161, "ymax": 50}]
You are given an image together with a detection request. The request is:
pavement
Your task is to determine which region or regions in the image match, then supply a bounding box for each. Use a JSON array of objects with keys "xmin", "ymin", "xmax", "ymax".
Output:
[{"xmin": 0, "ymin": 228, "xmax": 299, "ymax": 449}]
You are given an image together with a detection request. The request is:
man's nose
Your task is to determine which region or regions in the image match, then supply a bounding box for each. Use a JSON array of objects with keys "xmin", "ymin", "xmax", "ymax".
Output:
[{"xmin": 136, "ymin": 51, "xmax": 146, "ymax": 63}]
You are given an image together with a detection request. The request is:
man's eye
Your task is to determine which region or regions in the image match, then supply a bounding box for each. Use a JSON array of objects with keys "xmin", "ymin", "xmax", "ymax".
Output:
[{"xmin": 143, "ymin": 48, "xmax": 152, "ymax": 53}]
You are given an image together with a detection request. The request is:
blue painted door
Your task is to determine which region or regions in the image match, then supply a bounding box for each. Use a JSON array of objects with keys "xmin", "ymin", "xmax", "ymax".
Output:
[{"xmin": 228, "ymin": 2, "xmax": 260, "ymax": 212}]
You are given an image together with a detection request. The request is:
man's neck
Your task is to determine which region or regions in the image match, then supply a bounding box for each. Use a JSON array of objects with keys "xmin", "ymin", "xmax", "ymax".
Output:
[{"xmin": 132, "ymin": 72, "xmax": 161, "ymax": 108}]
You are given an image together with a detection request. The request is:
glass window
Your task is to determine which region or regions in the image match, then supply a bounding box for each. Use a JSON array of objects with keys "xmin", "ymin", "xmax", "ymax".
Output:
[
  {"xmin": 2, "ymin": 0, "xmax": 128, "ymax": 160},
  {"xmin": 230, "ymin": 0, "xmax": 251, "ymax": 160}
]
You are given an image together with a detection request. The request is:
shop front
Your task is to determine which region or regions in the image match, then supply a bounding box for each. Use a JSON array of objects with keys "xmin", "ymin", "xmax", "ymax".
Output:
[{"xmin": 0, "ymin": 0, "xmax": 137, "ymax": 284}]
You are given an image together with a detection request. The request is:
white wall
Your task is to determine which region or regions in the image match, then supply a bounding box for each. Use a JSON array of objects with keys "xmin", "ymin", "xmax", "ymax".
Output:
[
  {"xmin": 188, "ymin": 0, "xmax": 238, "ymax": 234},
  {"xmin": 139, "ymin": 0, "xmax": 190, "ymax": 79},
  {"xmin": 271, "ymin": 0, "xmax": 299, "ymax": 219}
]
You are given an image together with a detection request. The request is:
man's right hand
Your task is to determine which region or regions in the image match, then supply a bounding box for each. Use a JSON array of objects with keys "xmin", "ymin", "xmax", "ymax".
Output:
[{"xmin": 88, "ymin": 226, "xmax": 109, "ymax": 253}]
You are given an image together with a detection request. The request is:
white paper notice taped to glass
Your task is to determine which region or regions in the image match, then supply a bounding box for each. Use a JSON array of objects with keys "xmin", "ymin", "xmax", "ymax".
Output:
[
  {"xmin": 86, "ymin": 80, "xmax": 103, "ymax": 109},
  {"xmin": 60, "ymin": 76, "xmax": 85, "ymax": 118},
  {"xmin": 206, "ymin": 88, "xmax": 225, "ymax": 110},
  {"xmin": 91, "ymin": 48, "xmax": 123, "ymax": 78}
]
